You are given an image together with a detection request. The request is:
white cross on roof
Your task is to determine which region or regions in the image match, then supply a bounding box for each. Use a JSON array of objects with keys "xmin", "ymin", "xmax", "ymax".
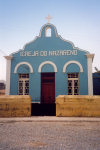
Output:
[{"xmin": 46, "ymin": 14, "xmax": 52, "ymax": 23}]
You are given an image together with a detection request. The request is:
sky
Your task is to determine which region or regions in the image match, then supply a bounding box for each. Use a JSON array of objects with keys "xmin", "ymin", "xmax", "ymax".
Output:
[{"xmin": 0, "ymin": 0, "xmax": 100, "ymax": 80}]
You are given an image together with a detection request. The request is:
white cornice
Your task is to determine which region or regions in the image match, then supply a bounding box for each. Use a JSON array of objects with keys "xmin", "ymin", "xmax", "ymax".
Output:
[
  {"xmin": 4, "ymin": 56, "xmax": 13, "ymax": 60},
  {"xmin": 85, "ymin": 54, "xmax": 95, "ymax": 61}
]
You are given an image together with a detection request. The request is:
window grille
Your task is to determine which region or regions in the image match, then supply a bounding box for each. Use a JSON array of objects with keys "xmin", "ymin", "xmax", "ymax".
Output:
[
  {"xmin": 67, "ymin": 73, "xmax": 79, "ymax": 95},
  {"xmin": 18, "ymin": 74, "xmax": 29, "ymax": 95}
]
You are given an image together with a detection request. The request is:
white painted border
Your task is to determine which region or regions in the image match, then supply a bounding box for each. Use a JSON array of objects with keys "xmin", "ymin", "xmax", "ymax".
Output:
[
  {"xmin": 10, "ymin": 23, "xmax": 58, "ymax": 56},
  {"xmin": 38, "ymin": 23, "xmax": 90, "ymax": 53},
  {"xmin": 4, "ymin": 56, "xmax": 13, "ymax": 95},
  {"xmin": 45, "ymin": 26, "xmax": 51, "ymax": 37},
  {"xmin": 86, "ymin": 54, "xmax": 94, "ymax": 95},
  {"xmin": 38, "ymin": 61, "xmax": 57, "ymax": 73},
  {"xmin": 14, "ymin": 62, "xmax": 33, "ymax": 73},
  {"xmin": 39, "ymin": 23, "xmax": 58, "ymax": 37},
  {"xmin": 63, "ymin": 60, "xmax": 84, "ymax": 73},
  {"xmin": 10, "ymin": 23, "xmax": 90, "ymax": 56}
]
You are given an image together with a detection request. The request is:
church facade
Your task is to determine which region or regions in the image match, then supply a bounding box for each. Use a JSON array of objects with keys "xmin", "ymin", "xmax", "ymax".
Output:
[{"xmin": 5, "ymin": 23, "xmax": 94, "ymax": 103}]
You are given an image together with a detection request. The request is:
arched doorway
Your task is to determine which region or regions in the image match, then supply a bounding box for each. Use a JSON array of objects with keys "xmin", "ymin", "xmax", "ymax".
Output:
[{"xmin": 38, "ymin": 61, "xmax": 57, "ymax": 104}]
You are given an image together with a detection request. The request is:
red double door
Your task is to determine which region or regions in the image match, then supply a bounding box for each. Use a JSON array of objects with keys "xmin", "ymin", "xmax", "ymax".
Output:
[{"xmin": 41, "ymin": 73, "xmax": 55, "ymax": 104}]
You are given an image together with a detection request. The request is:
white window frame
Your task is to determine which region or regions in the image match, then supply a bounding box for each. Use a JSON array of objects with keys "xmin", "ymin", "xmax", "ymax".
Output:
[
  {"xmin": 18, "ymin": 74, "xmax": 29, "ymax": 95},
  {"xmin": 67, "ymin": 73, "xmax": 79, "ymax": 95}
]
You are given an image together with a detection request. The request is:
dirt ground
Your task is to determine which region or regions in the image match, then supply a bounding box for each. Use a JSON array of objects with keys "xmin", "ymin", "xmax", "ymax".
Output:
[{"xmin": 0, "ymin": 118, "xmax": 100, "ymax": 150}]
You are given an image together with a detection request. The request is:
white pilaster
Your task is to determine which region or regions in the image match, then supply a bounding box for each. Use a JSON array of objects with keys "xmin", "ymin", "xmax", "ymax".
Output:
[
  {"xmin": 4, "ymin": 56, "xmax": 13, "ymax": 95},
  {"xmin": 86, "ymin": 54, "xmax": 94, "ymax": 95}
]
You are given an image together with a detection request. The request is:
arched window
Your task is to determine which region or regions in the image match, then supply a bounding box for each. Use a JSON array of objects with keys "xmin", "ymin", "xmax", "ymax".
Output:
[{"xmin": 45, "ymin": 27, "xmax": 51, "ymax": 37}]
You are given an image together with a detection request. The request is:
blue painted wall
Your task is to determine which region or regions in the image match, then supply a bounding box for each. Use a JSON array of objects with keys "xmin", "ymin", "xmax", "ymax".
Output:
[{"xmin": 10, "ymin": 23, "xmax": 89, "ymax": 102}]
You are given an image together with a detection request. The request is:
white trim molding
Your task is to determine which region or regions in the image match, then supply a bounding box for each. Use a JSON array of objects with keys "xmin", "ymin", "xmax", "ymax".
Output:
[
  {"xmin": 39, "ymin": 23, "xmax": 58, "ymax": 37},
  {"xmin": 10, "ymin": 23, "xmax": 89, "ymax": 56},
  {"xmin": 14, "ymin": 62, "xmax": 33, "ymax": 73},
  {"xmin": 4, "ymin": 56, "xmax": 13, "ymax": 95},
  {"xmin": 63, "ymin": 60, "xmax": 84, "ymax": 73},
  {"xmin": 38, "ymin": 61, "xmax": 57, "ymax": 73},
  {"xmin": 86, "ymin": 54, "xmax": 95, "ymax": 95},
  {"xmin": 45, "ymin": 26, "xmax": 51, "ymax": 37}
]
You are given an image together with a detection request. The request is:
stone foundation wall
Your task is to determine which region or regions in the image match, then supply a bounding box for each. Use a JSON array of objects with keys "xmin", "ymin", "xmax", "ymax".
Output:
[
  {"xmin": 56, "ymin": 95, "xmax": 100, "ymax": 117},
  {"xmin": 0, "ymin": 95, "xmax": 31, "ymax": 117}
]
